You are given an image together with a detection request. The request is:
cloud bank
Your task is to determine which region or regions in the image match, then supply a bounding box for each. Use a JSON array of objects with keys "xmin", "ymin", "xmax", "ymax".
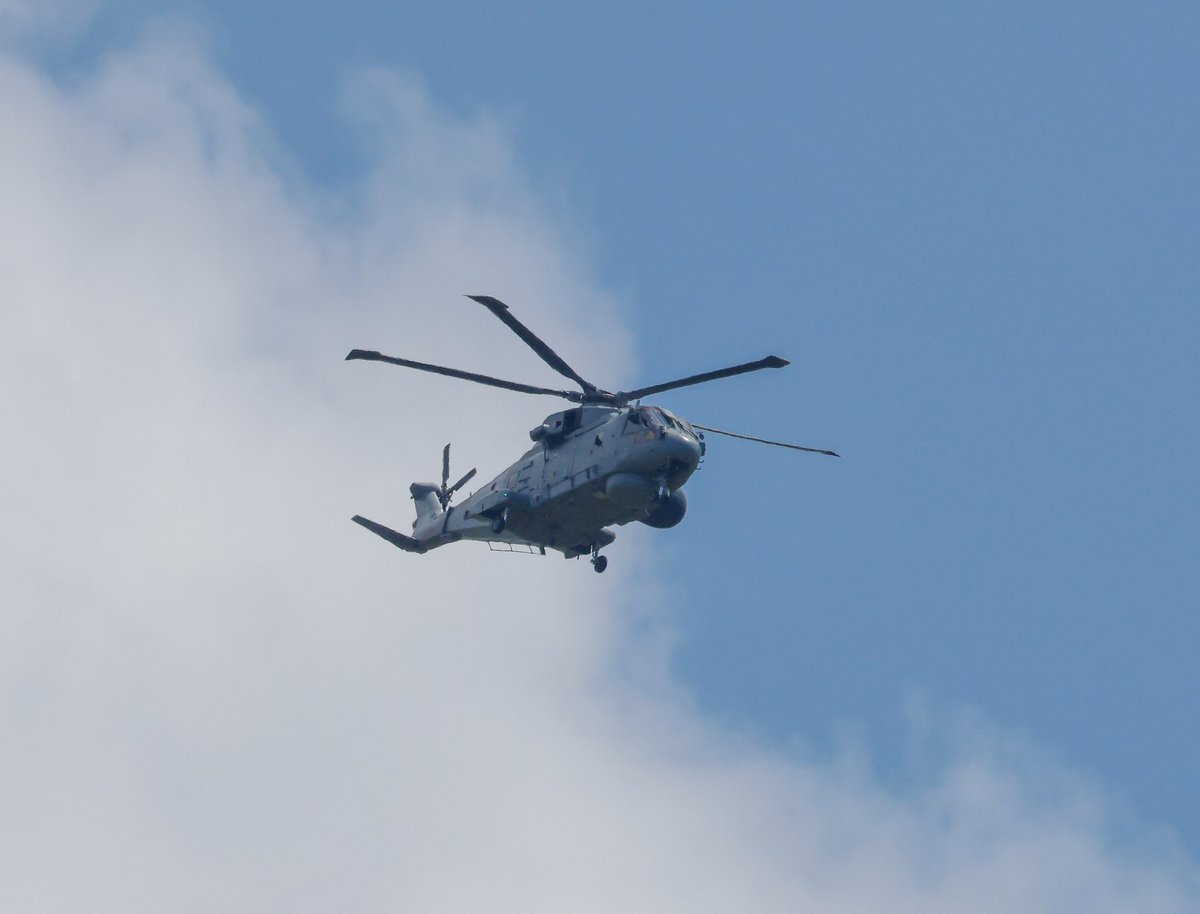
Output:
[
  {"xmin": 0, "ymin": 0, "xmax": 96, "ymax": 42},
  {"xmin": 1, "ymin": 24, "xmax": 1196, "ymax": 914}
]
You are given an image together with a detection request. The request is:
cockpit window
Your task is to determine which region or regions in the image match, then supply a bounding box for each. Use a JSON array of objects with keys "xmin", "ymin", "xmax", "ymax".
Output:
[
  {"xmin": 627, "ymin": 407, "xmax": 693, "ymax": 434},
  {"xmin": 672, "ymin": 415, "xmax": 694, "ymax": 435},
  {"xmin": 643, "ymin": 409, "xmax": 669, "ymax": 429},
  {"xmin": 625, "ymin": 409, "xmax": 658, "ymax": 434}
]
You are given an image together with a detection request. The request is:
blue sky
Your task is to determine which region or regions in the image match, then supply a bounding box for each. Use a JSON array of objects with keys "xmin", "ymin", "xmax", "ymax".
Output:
[
  {"xmin": 5, "ymin": 1, "xmax": 1199, "ymax": 907},
  {"xmin": 151, "ymin": 0, "xmax": 1200, "ymax": 844}
]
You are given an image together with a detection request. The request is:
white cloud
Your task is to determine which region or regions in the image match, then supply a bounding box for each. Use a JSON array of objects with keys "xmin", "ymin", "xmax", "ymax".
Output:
[
  {"xmin": 1, "ymin": 24, "xmax": 1197, "ymax": 914},
  {"xmin": 0, "ymin": 0, "xmax": 96, "ymax": 41}
]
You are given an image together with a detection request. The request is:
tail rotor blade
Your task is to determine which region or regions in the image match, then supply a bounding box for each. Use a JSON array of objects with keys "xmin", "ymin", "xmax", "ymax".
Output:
[
  {"xmin": 438, "ymin": 445, "xmax": 475, "ymax": 508},
  {"xmin": 447, "ymin": 467, "xmax": 477, "ymax": 497},
  {"xmin": 436, "ymin": 444, "xmax": 451, "ymax": 510}
]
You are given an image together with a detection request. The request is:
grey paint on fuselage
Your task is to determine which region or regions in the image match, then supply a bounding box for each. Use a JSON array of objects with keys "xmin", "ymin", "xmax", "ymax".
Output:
[{"xmin": 410, "ymin": 405, "xmax": 703, "ymax": 557}]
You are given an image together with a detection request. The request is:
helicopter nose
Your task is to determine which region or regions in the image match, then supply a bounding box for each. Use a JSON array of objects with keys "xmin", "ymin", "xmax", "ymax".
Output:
[{"xmin": 662, "ymin": 428, "xmax": 702, "ymax": 469}]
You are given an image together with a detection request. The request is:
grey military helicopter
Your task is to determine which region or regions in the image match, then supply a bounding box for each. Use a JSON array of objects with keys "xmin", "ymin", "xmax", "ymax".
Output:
[{"xmin": 348, "ymin": 295, "xmax": 837, "ymax": 573}]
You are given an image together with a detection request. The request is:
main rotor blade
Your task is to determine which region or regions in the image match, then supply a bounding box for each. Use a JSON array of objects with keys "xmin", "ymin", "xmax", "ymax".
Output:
[
  {"xmin": 617, "ymin": 355, "xmax": 790, "ymax": 403},
  {"xmin": 691, "ymin": 423, "xmax": 840, "ymax": 457},
  {"xmin": 441, "ymin": 444, "xmax": 451, "ymax": 491},
  {"xmin": 346, "ymin": 349, "xmax": 583, "ymax": 402},
  {"xmin": 467, "ymin": 295, "xmax": 598, "ymax": 396}
]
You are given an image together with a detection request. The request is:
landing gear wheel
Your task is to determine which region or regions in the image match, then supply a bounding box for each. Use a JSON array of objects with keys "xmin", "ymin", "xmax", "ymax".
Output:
[
  {"xmin": 591, "ymin": 554, "xmax": 608, "ymax": 574},
  {"xmin": 491, "ymin": 509, "xmax": 508, "ymax": 535}
]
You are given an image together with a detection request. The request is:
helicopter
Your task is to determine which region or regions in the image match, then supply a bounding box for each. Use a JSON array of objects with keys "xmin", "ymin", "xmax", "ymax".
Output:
[{"xmin": 347, "ymin": 295, "xmax": 837, "ymax": 573}]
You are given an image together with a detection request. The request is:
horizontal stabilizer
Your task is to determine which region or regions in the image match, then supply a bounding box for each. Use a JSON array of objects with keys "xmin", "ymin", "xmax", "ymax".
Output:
[{"xmin": 351, "ymin": 515, "xmax": 426, "ymax": 553}]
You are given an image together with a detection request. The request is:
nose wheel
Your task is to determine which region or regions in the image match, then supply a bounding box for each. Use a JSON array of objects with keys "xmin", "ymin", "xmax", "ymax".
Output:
[{"xmin": 590, "ymin": 547, "xmax": 608, "ymax": 574}]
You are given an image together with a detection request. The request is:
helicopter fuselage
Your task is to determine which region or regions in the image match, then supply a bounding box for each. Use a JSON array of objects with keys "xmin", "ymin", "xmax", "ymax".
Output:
[
  {"xmin": 348, "ymin": 294, "xmax": 835, "ymax": 571},
  {"xmin": 410, "ymin": 405, "xmax": 704, "ymax": 558}
]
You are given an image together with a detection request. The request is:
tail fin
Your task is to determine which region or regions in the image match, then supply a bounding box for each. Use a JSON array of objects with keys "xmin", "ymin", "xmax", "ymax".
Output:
[
  {"xmin": 410, "ymin": 482, "xmax": 442, "ymax": 520},
  {"xmin": 351, "ymin": 515, "xmax": 426, "ymax": 553}
]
